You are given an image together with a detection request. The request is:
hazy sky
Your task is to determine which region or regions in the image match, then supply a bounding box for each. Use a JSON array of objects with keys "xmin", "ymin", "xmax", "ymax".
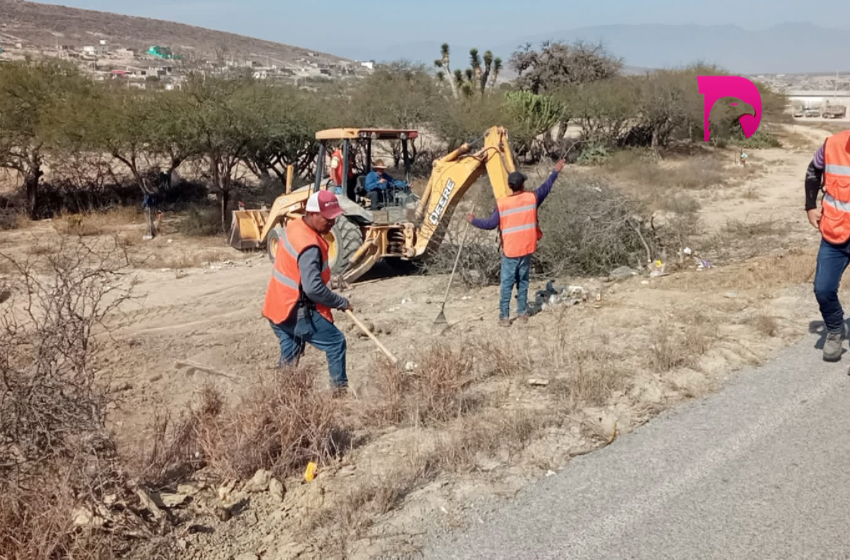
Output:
[{"xmin": 29, "ymin": 0, "xmax": 850, "ymax": 54}]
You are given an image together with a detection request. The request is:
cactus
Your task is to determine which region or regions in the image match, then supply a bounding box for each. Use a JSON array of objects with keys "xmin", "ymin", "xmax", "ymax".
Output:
[{"xmin": 504, "ymin": 90, "xmax": 566, "ymax": 134}]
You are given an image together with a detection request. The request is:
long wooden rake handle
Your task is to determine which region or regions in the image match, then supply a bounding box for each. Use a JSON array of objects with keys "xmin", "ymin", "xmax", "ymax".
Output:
[{"xmin": 345, "ymin": 309, "xmax": 399, "ymax": 365}]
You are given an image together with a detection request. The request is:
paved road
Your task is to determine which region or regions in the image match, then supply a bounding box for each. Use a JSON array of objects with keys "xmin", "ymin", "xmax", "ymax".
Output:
[{"xmin": 424, "ymin": 332, "xmax": 850, "ymax": 560}]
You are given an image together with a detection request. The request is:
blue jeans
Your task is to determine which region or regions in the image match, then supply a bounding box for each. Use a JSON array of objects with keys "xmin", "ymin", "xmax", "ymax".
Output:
[
  {"xmin": 500, "ymin": 255, "xmax": 532, "ymax": 320},
  {"xmin": 269, "ymin": 313, "xmax": 348, "ymax": 388},
  {"xmin": 814, "ymin": 238, "xmax": 850, "ymax": 333}
]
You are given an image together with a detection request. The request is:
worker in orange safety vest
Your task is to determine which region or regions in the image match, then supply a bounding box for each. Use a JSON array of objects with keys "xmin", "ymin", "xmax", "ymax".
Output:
[
  {"xmin": 263, "ymin": 190, "xmax": 353, "ymax": 391},
  {"xmin": 808, "ymin": 129, "xmax": 850, "ymax": 361},
  {"xmin": 329, "ymin": 146, "xmax": 354, "ymax": 194},
  {"xmin": 467, "ymin": 158, "xmax": 566, "ymax": 327}
]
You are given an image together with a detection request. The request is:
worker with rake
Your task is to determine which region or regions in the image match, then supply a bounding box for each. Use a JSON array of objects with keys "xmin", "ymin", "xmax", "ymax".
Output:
[
  {"xmin": 467, "ymin": 158, "xmax": 566, "ymax": 327},
  {"xmin": 808, "ymin": 128, "xmax": 850, "ymax": 362},
  {"xmin": 262, "ymin": 190, "xmax": 353, "ymax": 393}
]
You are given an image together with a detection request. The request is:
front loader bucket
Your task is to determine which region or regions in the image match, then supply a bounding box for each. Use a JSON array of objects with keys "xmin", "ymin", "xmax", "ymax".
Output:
[{"xmin": 229, "ymin": 209, "xmax": 270, "ymax": 250}]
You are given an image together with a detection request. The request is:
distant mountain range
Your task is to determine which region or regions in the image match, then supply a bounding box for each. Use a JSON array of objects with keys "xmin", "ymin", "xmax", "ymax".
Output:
[{"xmin": 340, "ymin": 23, "xmax": 850, "ymax": 75}]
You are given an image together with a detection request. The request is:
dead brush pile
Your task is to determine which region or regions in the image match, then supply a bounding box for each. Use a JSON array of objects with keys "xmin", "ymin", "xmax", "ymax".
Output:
[
  {"xmin": 365, "ymin": 343, "xmax": 476, "ymax": 428},
  {"xmin": 0, "ymin": 236, "xmax": 140, "ymax": 559},
  {"xmin": 425, "ymin": 175, "xmax": 696, "ymax": 286},
  {"xmin": 176, "ymin": 367, "xmax": 348, "ymax": 481}
]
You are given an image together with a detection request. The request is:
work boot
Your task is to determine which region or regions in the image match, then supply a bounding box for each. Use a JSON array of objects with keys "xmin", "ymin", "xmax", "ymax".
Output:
[
  {"xmin": 823, "ymin": 327, "xmax": 846, "ymax": 362},
  {"xmin": 516, "ymin": 314, "xmax": 529, "ymax": 325},
  {"xmin": 499, "ymin": 318, "xmax": 511, "ymax": 328}
]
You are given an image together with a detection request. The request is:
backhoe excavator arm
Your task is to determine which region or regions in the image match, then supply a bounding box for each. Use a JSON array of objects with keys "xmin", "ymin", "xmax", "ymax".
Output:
[{"xmin": 411, "ymin": 126, "xmax": 516, "ymax": 257}]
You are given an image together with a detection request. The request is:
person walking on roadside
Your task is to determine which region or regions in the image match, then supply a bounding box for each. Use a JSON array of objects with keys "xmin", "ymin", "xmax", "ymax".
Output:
[
  {"xmin": 263, "ymin": 190, "xmax": 352, "ymax": 392},
  {"xmin": 467, "ymin": 158, "xmax": 566, "ymax": 327},
  {"xmin": 807, "ymin": 128, "xmax": 850, "ymax": 361}
]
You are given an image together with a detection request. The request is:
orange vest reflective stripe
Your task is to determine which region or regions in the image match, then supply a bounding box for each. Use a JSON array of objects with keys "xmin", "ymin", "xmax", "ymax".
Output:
[
  {"xmin": 821, "ymin": 130, "xmax": 850, "ymax": 244},
  {"xmin": 262, "ymin": 219, "xmax": 334, "ymax": 325},
  {"xmin": 497, "ymin": 191, "xmax": 541, "ymax": 258}
]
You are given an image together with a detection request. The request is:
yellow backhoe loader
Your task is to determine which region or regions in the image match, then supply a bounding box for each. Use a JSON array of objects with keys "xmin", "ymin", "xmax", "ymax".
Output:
[{"xmin": 229, "ymin": 126, "xmax": 517, "ymax": 283}]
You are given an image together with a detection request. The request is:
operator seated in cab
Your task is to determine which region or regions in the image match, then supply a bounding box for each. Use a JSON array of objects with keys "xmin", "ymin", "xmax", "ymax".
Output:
[{"xmin": 364, "ymin": 159, "xmax": 410, "ymax": 209}]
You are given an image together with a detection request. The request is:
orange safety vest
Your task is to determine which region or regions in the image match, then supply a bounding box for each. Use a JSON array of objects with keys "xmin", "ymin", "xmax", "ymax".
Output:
[
  {"xmin": 262, "ymin": 218, "xmax": 334, "ymax": 325},
  {"xmin": 330, "ymin": 149, "xmax": 353, "ymax": 187},
  {"xmin": 497, "ymin": 191, "xmax": 542, "ymax": 258},
  {"xmin": 820, "ymin": 130, "xmax": 850, "ymax": 245}
]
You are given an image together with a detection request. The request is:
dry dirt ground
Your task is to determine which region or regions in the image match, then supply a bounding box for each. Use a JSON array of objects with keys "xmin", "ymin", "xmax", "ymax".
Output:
[{"xmin": 0, "ymin": 123, "xmax": 840, "ymax": 559}]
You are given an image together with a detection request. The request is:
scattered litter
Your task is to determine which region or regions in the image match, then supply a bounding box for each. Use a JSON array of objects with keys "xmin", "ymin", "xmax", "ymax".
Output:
[
  {"xmin": 546, "ymin": 470, "xmax": 557, "ymax": 477},
  {"xmin": 461, "ymin": 296, "xmax": 471, "ymax": 300},
  {"xmin": 527, "ymin": 280, "xmax": 589, "ymax": 316},
  {"xmin": 304, "ymin": 462, "xmax": 318, "ymax": 482},
  {"xmin": 641, "ymin": 280, "xmax": 650, "ymax": 285},
  {"xmin": 724, "ymin": 292, "xmax": 739, "ymax": 299},
  {"xmin": 696, "ymin": 258, "xmax": 713, "ymax": 270},
  {"xmin": 404, "ymin": 361, "xmax": 418, "ymax": 372},
  {"xmin": 649, "ymin": 260, "xmax": 667, "ymax": 278},
  {"xmin": 527, "ymin": 379, "xmax": 550, "ymax": 387},
  {"xmin": 683, "ymin": 247, "xmax": 692, "ymax": 256},
  {"xmin": 167, "ymin": 239, "xmax": 174, "ymax": 244}
]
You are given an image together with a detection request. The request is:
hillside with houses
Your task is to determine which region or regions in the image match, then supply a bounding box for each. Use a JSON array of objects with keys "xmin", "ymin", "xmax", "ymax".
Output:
[{"xmin": 0, "ymin": 0, "xmax": 374, "ymax": 88}]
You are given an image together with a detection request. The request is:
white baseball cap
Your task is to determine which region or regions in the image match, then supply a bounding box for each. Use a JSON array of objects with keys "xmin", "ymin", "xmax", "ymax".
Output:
[{"xmin": 306, "ymin": 190, "xmax": 344, "ymax": 219}]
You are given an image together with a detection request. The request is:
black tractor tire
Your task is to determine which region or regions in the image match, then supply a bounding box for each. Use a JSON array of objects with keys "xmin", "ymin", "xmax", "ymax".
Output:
[
  {"xmin": 267, "ymin": 224, "xmax": 285, "ymax": 265},
  {"xmin": 329, "ymin": 217, "xmax": 364, "ymax": 276}
]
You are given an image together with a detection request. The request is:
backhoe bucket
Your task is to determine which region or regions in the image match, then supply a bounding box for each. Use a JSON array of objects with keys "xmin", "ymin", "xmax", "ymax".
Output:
[{"xmin": 228, "ymin": 209, "xmax": 270, "ymax": 250}]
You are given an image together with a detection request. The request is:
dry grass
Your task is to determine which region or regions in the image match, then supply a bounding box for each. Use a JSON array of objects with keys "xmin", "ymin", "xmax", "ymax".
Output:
[
  {"xmin": 775, "ymin": 128, "xmax": 814, "ymax": 150},
  {"xmin": 657, "ymin": 193, "xmax": 701, "ymax": 214},
  {"xmin": 0, "ymin": 210, "xmax": 25, "ymax": 231},
  {"xmin": 56, "ymin": 213, "xmax": 102, "ymax": 236},
  {"xmin": 433, "ymin": 410, "xmax": 545, "ymax": 472},
  {"xmin": 26, "ymin": 242, "xmax": 58, "ymax": 256},
  {"xmin": 366, "ymin": 344, "xmax": 475, "ymax": 428},
  {"xmin": 0, "ymin": 236, "xmax": 134, "ymax": 560},
  {"xmin": 616, "ymin": 156, "xmax": 726, "ymax": 192},
  {"xmin": 178, "ymin": 206, "xmax": 221, "ymax": 237},
  {"xmin": 96, "ymin": 205, "xmax": 143, "ymax": 227},
  {"xmin": 551, "ymin": 347, "xmax": 631, "ymax": 411},
  {"xmin": 751, "ymin": 314, "xmax": 780, "ymax": 337},
  {"xmin": 677, "ymin": 249, "xmax": 816, "ymax": 293},
  {"xmin": 726, "ymin": 162, "xmax": 762, "ymax": 181},
  {"xmin": 307, "ymin": 453, "xmax": 438, "ymax": 555},
  {"xmin": 647, "ymin": 324, "xmax": 715, "ymax": 372},
  {"xmin": 55, "ymin": 207, "xmax": 142, "ymax": 237},
  {"xmin": 741, "ymin": 185, "xmax": 761, "ymax": 200},
  {"xmin": 722, "ymin": 218, "xmax": 781, "ymax": 238},
  {"xmin": 132, "ymin": 249, "xmax": 231, "ymax": 270},
  {"xmin": 188, "ymin": 368, "xmax": 347, "ymax": 480}
]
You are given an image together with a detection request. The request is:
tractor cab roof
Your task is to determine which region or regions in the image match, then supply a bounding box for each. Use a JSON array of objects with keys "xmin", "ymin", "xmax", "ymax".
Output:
[{"xmin": 315, "ymin": 128, "xmax": 419, "ymax": 141}]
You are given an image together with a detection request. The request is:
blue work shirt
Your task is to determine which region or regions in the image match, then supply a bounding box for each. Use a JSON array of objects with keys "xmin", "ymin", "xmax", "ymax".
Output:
[{"xmin": 365, "ymin": 170, "xmax": 395, "ymax": 192}]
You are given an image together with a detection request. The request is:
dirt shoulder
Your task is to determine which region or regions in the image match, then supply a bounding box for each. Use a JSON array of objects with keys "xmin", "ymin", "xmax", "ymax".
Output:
[{"xmin": 0, "ymin": 124, "xmax": 834, "ymax": 560}]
